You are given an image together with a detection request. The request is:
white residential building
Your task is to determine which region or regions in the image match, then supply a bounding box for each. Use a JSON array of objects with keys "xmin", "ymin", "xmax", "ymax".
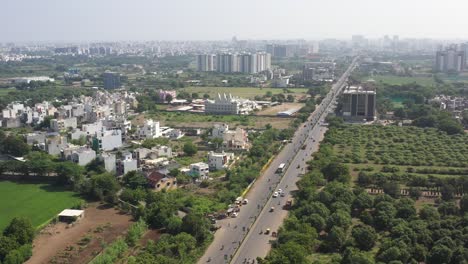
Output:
[
  {"xmin": 167, "ymin": 129, "xmax": 185, "ymax": 139},
  {"xmin": 151, "ymin": 145, "xmax": 173, "ymax": 158},
  {"xmin": 211, "ymin": 124, "xmax": 249, "ymax": 150},
  {"xmin": 63, "ymin": 146, "xmax": 96, "ymax": 166},
  {"xmin": 101, "ymin": 153, "xmax": 116, "ymax": 173},
  {"xmin": 208, "ymin": 151, "xmax": 234, "ymax": 170},
  {"xmin": 211, "ymin": 123, "xmax": 230, "ymax": 139},
  {"xmin": 46, "ymin": 135, "xmax": 68, "ymax": 156},
  {"xmin": 117, "ymin": 153, "xmax": 138, "ymax": 175},
  {"xmin": 50, "ymin": 117, "xmax": 78, "ymax": 132},
  {"xmin": 189, "ymin": 162, "xmax": 210, "ymax": 180},
  {"xmin": 138, "ymin": 119, "xmax": 161, "ymax": 139},
  {"xmin": 92, "ymin": 129, "xmax": 122, "ymax": 151}
]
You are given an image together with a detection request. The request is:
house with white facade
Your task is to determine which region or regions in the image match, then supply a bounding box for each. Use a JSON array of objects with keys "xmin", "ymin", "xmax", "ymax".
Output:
[
  {"xmin": 188, "ymin": 162, "xmax": 210, "ymax": 180},
  {"xmin": 137, "ymin": 119, "xmax": 161, "ymax": 139},
  {"xmin": 62, "ymin": 146, "xmax": 96, "ymax": 166},
  {"xmin": 208, "ymin": 151, "xmax": 234, "ymax": 170},
  {"xmin": 92, "ymin": 129, "xmax": 122, "ymax": 151},
  {"xmin": 50, "ymin": 117, "xmax": 78, "ymax": 132},
  {"xmin": 117, "ymin": 152, "xmax": 138, "ymax": 175},
  {"xmin": 101, "ymin": 153, "xmax": 117, "ymax": 173},
  {"xmin": 211, "ymin": 124, "xmax": 249, "ymax": 150},
  {"xmin": 211, "ymin": 123, "xmax": 230, "ymax": 139},
  {"xmin": 167, "ymin": 129, "xmax": 185, "ymax": 139},
  {"xmin": 46, "ymin": 135, "xmax": 68, "ymax": 156}
]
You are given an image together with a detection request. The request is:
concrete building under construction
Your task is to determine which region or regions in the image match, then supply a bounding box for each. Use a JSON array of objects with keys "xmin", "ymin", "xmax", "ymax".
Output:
[{"xmin": 341, "ymin": 85, "xmax": 376, "ymax": 121}]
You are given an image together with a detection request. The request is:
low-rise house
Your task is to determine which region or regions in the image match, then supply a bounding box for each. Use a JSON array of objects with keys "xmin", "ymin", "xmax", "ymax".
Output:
[
  {"xmin": 101, "ymin": 152, "xmax": 117, "ymax": 173},
  {"xmin": 137, "ymin": 119, "xmax": 161, "ymax": 139},
  {"xmin": 208, "ymin": 151, "xmax": 234, "ymax": 170},
  {"xmin": 133, "ymin": 147, "xmax": 152, "ymax": 166},
  {"xmin": 167, "ymin": 129, "xmax": 185, "ymax": 139},
  {"xmin": 223, "ymin": 127, "xmax": 249, "ymax": 150},
  {"xmin": 151, "ymin": 145, "xmax": 173, "ymax": 158},
  {"xmin": 46, "ymin": 135, "xmax": 68, "ymax": 156},
  {"xmin": 211, "ymin": 123, "xmax": 229, "ymax": 139},
  {"xmin": 146, "ymin": 170, "xmax": 177, "ymax": 191},
  {"xmin": 188, "ymin": 162, "xmax": 209, "ymax": 180},
  {"xmin": 50, "ymin": 117, "xmax": 78, "ymax": 132},
  {"xmin": 92, "ymin": 129, "xmax": 122, "ymax": 151},
  {"xmin": 62, "ymin": 146, "xmax": 96, "ymax": 166},
  {"xmin": 116, "ymin": 152, "xmax": 138, "ymax": 175},
  {"xmin": 25, "ymin": 132, "xmax": 46, "ymax": 145}
]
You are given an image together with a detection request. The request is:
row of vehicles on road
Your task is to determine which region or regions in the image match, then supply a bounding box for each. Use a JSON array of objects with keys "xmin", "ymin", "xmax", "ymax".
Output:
[{"xmin": 272, "ymin": 188, "xmax": 285, "ymax": 198}]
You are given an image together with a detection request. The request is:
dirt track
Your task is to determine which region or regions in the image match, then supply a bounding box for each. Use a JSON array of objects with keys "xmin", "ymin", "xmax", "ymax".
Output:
[{"xmin": 27, "ymin": 203, "xmax": 132, "ymax": 264}]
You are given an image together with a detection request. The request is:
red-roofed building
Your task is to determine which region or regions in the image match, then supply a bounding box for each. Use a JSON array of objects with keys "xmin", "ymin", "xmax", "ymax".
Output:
[{"xmin": 146, "ymin": 170, "xmax": 177, "ymax": 191}]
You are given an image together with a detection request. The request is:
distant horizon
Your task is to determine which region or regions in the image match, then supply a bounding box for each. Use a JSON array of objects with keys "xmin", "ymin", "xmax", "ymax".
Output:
[
  {"xmin": 3, "ymin": 0, "xmax": 468, "ymax": 43},
  {"xmin": 3, "ymin": 36, "xmax": 468, "ymax": 44}
]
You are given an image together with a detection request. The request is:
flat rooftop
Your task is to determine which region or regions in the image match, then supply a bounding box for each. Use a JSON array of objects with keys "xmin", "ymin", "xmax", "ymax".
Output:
[
  {"xmin": 58, "ymin": 209, "xmax": 84, "ymax": 217},
  {"xmin": 343, "ymin": 86, "xmax": 376, "ymax": 95}
]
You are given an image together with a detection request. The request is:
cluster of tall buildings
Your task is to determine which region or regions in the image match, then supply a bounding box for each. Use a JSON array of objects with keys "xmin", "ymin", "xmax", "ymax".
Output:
[
  {"xmin": 266, "ymin": 43, "xmax": 319, "ymax": 58},
  {"xmin": 196, "ymin": 52, "xmax": 271, "ymax": 73},
  {"xmin": 54, "ymin": 46, "xmax": 113, "ymax": 55},
  {"xmin": 435, "ymin": 44, "xmax": 467, "ymax": 73}
]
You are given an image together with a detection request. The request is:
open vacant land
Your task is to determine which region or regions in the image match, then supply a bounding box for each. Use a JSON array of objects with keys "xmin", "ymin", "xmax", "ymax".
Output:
[
  {"xmin": 0, "ymin": 87, "xmax": 17, "ymax": 96},
  {"xmin": 255, "ymin": 102, "xmax": 304, "ymax": 116},
  {"xmin": 136, "ymin": 112, "xmax": 294, "ymax": 129},
  {"xmin": 0, "ymin": 181, "xmax": 82, "ymax": 231},
  {"xmin": 180, "ymin": 86, "xmax": 308, "ymax": 99},
  {"xmin": 372, "ymin": 75, "xmax": 436, "ymax": 86},
  {"xmin": 27, "ymin": 203, "xmax": 132, "ymax": 264}
]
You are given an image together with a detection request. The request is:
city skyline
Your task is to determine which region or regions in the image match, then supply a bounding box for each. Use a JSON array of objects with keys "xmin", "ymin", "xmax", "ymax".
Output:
[{"xmin": 3, "ymin": 0, "xmax": 468, "ymax": 42}]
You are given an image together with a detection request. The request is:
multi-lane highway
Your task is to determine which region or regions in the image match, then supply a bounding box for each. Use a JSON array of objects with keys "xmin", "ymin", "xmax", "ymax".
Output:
[
  {"xmin": 198, "ymin": 57, "xmax": 359, "ymax": 264},
  {"xmin": 230, "ymin": 57, "xmax": 359, "ymax": 263}
]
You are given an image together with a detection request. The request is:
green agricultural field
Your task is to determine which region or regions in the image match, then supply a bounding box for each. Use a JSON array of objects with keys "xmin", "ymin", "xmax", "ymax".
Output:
[
  {"xmin": 0, "ymin": 87, "xmax": 17, "ymax": 96},
  {"xmin": 372, "ymin": 75, "xmax": 435, "ymax": 86},
  {"xmin": 141, "ymin": 112, "xmax": 294, "ymax": 129},
  {"xmin": 325, "ymin": 124, "xmax": 468, "ymax": 187},
  {"xmin": 180, "ymin": 86, "xmax": 308, "ymax": 99},
  {"xmin": 0, "ymin": 181, "xmax": 82, "ymax": 231}
]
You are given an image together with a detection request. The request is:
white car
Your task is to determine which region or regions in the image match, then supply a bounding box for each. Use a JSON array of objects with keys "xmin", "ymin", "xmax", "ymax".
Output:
[
  {"xmin": 278, "ymin": 189, "xmax": 282, "ymax": 193},
  {"xmin": 231, "ymin": 212, "xmax": 238, "ymax": 218},
  {"xmin": 273, "ymin": 192, "xmax": 279, "ymax": 198}
]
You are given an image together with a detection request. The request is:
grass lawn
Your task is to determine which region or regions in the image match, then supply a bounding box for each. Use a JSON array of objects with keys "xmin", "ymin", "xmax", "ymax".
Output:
[
  {"xmin": 390, "ymin": 97, "xmax": 404, "ymax": 108},
  {"xmin": 0, "ymin": 181, "xmax": 82, "ymax": 231},
  {"xmin": 0, "ymin": 87, "xmax": 17, "ymax": 96},
  {"xmin": 137, "ymin": 112, "xmax": 294, "ymax": 129},
  {"xmin": 180, "ymin": 86, "xmax": 308, "ymax": 99},
  {"xmin": 372, "ymin": 75, "xmax": 435, "ymax": 86}
]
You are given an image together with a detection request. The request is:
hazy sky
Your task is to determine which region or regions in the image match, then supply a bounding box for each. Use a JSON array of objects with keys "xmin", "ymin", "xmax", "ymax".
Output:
[{"xmin": 2, "ymin": 0, "xmax": 468, "ymax": 42}]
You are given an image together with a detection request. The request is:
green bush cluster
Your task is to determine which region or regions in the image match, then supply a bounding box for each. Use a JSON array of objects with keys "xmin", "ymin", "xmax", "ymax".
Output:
[
  {"xmin": 89, "ymin": 238, "xmax": 128, "ymax": 264},
  {"xmin": 262, "ymin": 123, "xmax": 468, "ymax": 264}
]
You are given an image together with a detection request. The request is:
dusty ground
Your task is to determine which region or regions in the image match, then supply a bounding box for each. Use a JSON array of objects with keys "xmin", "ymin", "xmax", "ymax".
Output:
[
  {"xmin": 27, "ymin": 203, "xmax": 132, "ymax": 264},
  {"xmin": 255, "ymin": 102, "xmax": 304, "ymax": 116}
]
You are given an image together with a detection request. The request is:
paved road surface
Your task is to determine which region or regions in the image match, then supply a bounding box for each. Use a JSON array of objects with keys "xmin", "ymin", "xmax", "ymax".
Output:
[
  {"xmin": 198, "ymin": 57, "xmax": 359, "ymax": 264},
  {"xmin": 230, "ymin": 58, "xmax": 359, "ymax": 264}
]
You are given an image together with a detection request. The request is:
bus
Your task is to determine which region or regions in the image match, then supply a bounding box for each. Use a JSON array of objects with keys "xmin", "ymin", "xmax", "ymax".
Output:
[{"xmin": 276, "ymin": 163, "xmax": 286, "ymax": 173}]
